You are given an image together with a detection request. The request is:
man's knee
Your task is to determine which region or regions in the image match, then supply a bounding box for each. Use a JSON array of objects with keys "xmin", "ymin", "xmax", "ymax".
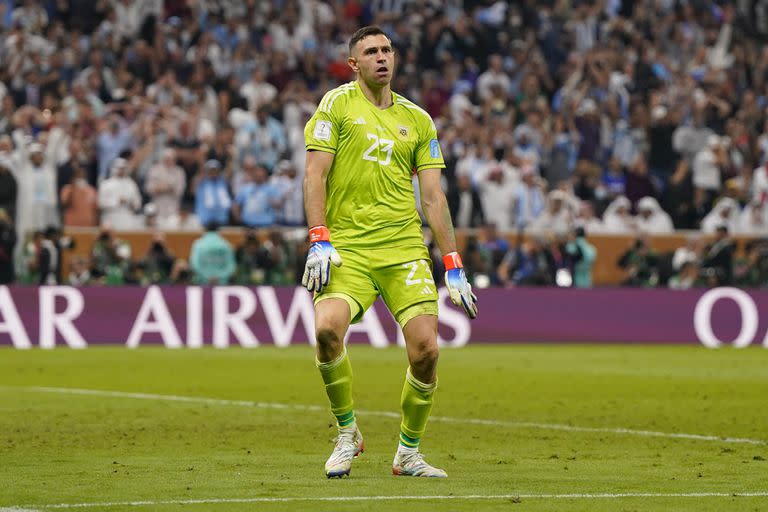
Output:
[
  {"xmin": 411, "ymin": 340, "xmax": 440, "ymax": 369},
  {"xmin": 316, "ymin": 319, "xmax": 345, "ymax": 348}
]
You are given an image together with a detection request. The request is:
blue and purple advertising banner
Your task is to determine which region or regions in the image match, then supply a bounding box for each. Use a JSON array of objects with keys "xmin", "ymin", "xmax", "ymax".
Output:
[{"xmin": 0, "ymin": 286, "xmax": 766, "ymax": 348}]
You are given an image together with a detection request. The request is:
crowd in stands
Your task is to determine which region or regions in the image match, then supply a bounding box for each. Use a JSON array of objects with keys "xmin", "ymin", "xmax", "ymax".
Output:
[{"xmin": 1, "ymin": 0, "xmax": 768, "ymax": 288}]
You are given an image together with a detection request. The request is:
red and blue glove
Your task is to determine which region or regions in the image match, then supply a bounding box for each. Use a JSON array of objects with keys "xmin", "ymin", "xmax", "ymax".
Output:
[
  {"xmin": 302, "ymin": 225, "xmax": 343, "ymax": 293},
  {"xmin": 443, "ymin": 252, "xmax": 478, "ymax": 319}
]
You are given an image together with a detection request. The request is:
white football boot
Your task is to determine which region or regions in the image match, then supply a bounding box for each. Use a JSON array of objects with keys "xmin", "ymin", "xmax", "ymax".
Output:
[
  {"xmin": 392, "ymin": 447, "xmax": 447, "ymax": 478},
  {"xmin": 324, "ymin": 423, "xmax": 364, "ymax": 478}
]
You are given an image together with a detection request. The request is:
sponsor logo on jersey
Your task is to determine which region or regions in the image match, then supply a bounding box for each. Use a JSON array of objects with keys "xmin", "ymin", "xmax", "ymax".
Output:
[
  {"xmin": 429, "ymin": 139, "xmax": 440, "ymax": 158},
  {"xmin": 353, "ymin": 117, "xmax": 366, "ymax": 125},
  {"xmin": 314, "ymin": 120, "xmax": 332, "ymax": 141}
]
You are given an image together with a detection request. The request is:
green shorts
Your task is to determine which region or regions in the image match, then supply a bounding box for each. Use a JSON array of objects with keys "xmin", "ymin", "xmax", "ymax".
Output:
[{"xmin": 315, "ymin": 244, "xmax": 439, "ymax": 328}]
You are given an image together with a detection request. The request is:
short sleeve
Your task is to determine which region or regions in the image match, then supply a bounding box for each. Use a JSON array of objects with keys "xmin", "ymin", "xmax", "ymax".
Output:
[
  {"xmin": 415, "ymin": 116, "xmax": 446, "ymax": 172},
  {"xmin": 304, "ymin": 91, "xmax": 342, "ymax": 154}
]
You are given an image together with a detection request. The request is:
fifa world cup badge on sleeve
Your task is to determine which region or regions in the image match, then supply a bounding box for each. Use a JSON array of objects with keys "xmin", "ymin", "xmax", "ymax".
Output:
[
  {"xmin": 314, "ymin": 120, "xmax": 332, "ymax": 141},
  {"xmin": 429, "ymin": 139, "xmax": 440, "ymax": 158}
]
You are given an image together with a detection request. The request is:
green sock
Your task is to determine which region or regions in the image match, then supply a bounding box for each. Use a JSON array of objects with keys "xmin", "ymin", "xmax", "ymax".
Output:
[
  {"xmin": 399, "ymin": 367, "xmax": 437, "ymax": 448},
  {"xmin": 316, "ymin": 348, "xmax": 355, "ymax": 427}
]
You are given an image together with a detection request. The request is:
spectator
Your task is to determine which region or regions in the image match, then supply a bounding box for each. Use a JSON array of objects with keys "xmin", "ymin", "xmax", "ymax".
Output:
[
  {"xmin": 635, "ymin": 197, "xmax": 674, "ymax": 234},
  {"xmin": 189, "ymin": 223, "xmax": 236, "ymax": 285},
  {"xmin": 565, "ymin": 227, "xmax": 596, "ymax": 288},
  {"xmin": 602, "ymin": 196, "xmax": 636, "ymax": 234},
  {"xmin": 600, "ymin": 156, "xmax": 627, "ymax": 202},
  {"xmin": 573, "ymin": 201, "xmax": 605, "ymax": 234},
  {"xmin": 144, "ymin": 148, "xmax": 186, "ymax": 229},
  {"xmin": 195, "ymin": 159, "xmax": 231, "ymax": 227},
  {"xmin": 60, "ymin": 166, "xmax": 98, "ymax": 227},
  {"xmin": 0, "ymin": 156, "xmax": 16, "ymax": 221},
  {"xmin": 96, "ymin": 114, "xmax": 135, "ymax": 183},
  {"xmin": 736, "ymin": 199, "xmax": 768, "ymax": 236},
  {"xmin": 700, "ymin": 197, "xmax": 739, "ymax": 234},
  {"xmin": 662, "ymin": 159, "xmax": 695, "ymax": 229},
  {"xmin": 232, "ymin": 162, "xmax": 281, "ymax": 228},
  {"xmin": 272, "ymin": 160, "xmax": 304, "ymax": 226},
  {"xmin": 15, "ymin": 141, "xmax": 60, "ymax": 247},
  {"xmin": 692, "ymin": 135, "xmax": 727, "ymax": 207},
  {"xmin": 238, "ymin": 105, "xmax": 286, "ymax": 173},
  {"xmin": 448, "ymin": 174, "xmax": 485, "ymax": 229},
  {"xmin": 528, "ymin": 190, "xmax": 574, "ymax": 235},
  {"xmin": 0, "ymin": 208, "xmax": 15, "ymax": 284},
  {"xmin": 753, "ymin": 162, "xmax": 768, "ymax": 204},
  {"xmin": 98, "ymin": 158, "xmax": 142, "ymax": 230},
  {"xmin": 513, "ymin": 167, "xmax": 545, "ymax": 231},
  {"xmin": 477, "ymin": 153, "xmax": 518, "ymax": 233},
  {"xmin": 240, "ymin": 67, "xmax": 277, "ymax": 113},
  {"xmin": 625, "ymin": 158, "xmax": 658, "ymax": 207}
]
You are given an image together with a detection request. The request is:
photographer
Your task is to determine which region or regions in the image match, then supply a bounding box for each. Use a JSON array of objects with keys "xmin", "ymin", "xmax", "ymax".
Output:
[
  {"xmin": 701, "ymin": 225, "xmax": 735, "ymax": 286},
  {"xmin": 617, "ymin": 236, "xmax": 660, "ymax": 287},
  {"xmin": 39, "ymin": 225, "xmax": 75, "ymax": 285},
  {"xmin": 140, "ymin": 232, "xmax": 176, "ymax": 284}
]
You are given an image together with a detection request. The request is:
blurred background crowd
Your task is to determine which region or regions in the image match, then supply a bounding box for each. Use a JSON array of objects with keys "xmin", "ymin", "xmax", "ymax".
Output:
[{"xmin": 1, "ymin": 0, "xmax": 767, "ymax": 288}]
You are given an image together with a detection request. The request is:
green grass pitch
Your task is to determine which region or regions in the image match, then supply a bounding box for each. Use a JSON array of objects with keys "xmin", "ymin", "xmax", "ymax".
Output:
[{"xmin": 0, "ymin": 344, "xmax": 767, "ymax": 511}]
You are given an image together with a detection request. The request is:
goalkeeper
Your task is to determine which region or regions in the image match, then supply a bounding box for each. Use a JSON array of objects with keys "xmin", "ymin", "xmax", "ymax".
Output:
[{"xmin": 302, "ymin": 26, "xmax": 477, "ymax": 479}]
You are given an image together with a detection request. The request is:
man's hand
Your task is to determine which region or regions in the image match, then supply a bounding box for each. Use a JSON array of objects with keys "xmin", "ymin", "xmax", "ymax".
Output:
[
  {"xmin": 302, "ymin": 225, "xmax": 342, "ymax": 293},
  {"xmin": 443, "ymin": 252, "xmax": 478, "ymax": 319}
]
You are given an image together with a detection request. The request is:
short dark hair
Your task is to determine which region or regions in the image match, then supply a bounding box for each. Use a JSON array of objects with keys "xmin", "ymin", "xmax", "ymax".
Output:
[{"xmin": 348, "ymin": 26, "xmax": 389, "ymax": 53}]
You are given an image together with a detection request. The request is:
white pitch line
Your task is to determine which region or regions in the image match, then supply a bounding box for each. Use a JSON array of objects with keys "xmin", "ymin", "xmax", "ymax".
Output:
[
  {"xmin": 10, "ymin": 492, "xmax": 768, "ymax": 509},
  {"xmin": 12, "ymin": 386, "xmax": 768, "ymax": 446}
]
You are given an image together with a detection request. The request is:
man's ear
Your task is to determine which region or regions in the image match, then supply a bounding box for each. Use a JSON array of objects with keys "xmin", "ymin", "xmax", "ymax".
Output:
[{"xmin": 347, "ymin": 57, "xmax": 359, "ymax": 73}]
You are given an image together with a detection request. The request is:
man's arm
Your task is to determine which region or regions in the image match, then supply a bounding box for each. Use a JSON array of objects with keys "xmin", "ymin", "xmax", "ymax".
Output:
[
  {"xmin": 417, "ymin": 168, "xmax": 457, "ymax": 255},
  {"xmin": 303, "ymin": 150, "xmax": 334, "ymax": 227},
  {"xmin": 419, "ymin": 168, "xmax": 478, "ymax": 318}
]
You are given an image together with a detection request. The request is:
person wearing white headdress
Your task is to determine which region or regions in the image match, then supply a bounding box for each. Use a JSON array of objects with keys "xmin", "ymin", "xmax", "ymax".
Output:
[
  {"xmin": 602, "ymin": 195, "xmax": 636, "ymax": 234},
  {"xmin": 573, "ymin": 200, "xmax": 605, "ymax": 234},
  {"xmin": 700, "ymin": 197, "xmax": 739, "ymax": 234},
  {"xmin": 98, "ymin": 158, "xmax": 142, "ymax": 230},
  {"xmin": 736, "ymin": 199, "xmax": 768, "ymax": 236},
  {"xmin": 528, "ymin": 190, "xmax": 574, "ymax": 235},
  {"xmin": 635, "ymin": 196, "xmax": 674, "ymax": 234}
]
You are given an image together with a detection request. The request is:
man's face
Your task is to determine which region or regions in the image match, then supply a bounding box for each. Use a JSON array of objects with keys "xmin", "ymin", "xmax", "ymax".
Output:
[{"xmin": 349, "ymin": 34, "xmax": 394, "ymax": 87}]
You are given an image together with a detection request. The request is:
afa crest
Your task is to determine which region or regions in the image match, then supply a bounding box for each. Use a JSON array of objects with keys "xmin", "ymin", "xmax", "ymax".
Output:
[{"xmin": 398, "ymin": 126, "xmax": 409, "ymax": 137}]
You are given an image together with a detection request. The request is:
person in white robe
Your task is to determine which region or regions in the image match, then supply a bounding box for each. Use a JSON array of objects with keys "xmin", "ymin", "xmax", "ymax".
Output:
[
  {"xmin": 700, "ymin": 197, "xmax": 740, "ymax": 234},
  {"xmin": 635, "ymin": 196, "xmax": 674, "ymax": 234},
  {"xmin": 98, "ymin": 158, "xmax": 142, "ymax": 230}
]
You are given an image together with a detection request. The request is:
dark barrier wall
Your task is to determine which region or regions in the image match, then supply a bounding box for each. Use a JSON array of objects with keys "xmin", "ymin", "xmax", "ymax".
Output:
[{"xmin": 1, "ymin": 286, "xmax": 766, "ymax": 349}]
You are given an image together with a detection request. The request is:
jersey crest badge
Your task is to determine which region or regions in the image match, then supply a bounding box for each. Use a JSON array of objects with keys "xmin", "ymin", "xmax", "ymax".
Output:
[
  {"xmin": 398, "ymin": 125, "xmax": 409, "ymax": 137},
  {"xmin": 429, "ymin": 139, "xmax": 440, "ymax": 158},
  {"xmin": 314, "ymin": 120, "xmax": 332, "ymax": 141}
]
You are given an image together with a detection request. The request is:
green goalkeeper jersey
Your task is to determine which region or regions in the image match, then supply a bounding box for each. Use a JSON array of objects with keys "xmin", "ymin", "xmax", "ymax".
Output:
[{"xmin": 304, "ymin": 81, "xmax": 445, "ymax": 249}]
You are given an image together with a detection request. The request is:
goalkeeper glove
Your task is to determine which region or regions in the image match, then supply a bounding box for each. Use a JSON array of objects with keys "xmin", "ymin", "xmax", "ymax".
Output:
[
  {"xmin": 443, "ymin": 252, "xmax": 478, "ymax": 319},
  {"xmin": 302, "ymin": 225, "xmax": 342, "ymax": 293}
]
